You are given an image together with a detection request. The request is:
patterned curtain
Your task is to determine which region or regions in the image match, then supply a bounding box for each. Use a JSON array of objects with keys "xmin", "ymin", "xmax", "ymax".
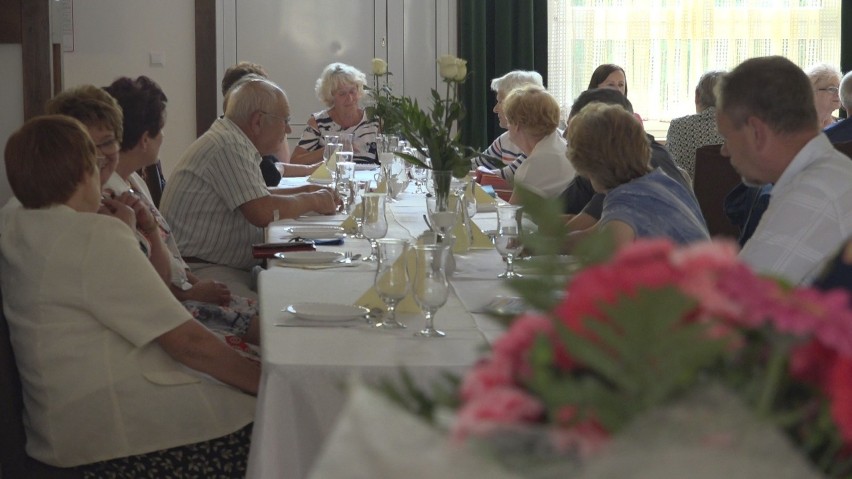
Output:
[{"xmin": 547, "ymin": 0, "xmax": 843, "ymax": 125}]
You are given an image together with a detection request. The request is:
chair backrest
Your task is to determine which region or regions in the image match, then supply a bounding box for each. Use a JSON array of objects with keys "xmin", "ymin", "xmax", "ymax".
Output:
[
  {"xmin": 139, "ymin": 161, "xmax": 167, "ymax": 208},
  {"xmin": 692, "ymin": 144, "xmax": 742, "ymax": 239},
  {"xmin": 0, "ymin": 289, "xmax": 82, "ymax": 478}
]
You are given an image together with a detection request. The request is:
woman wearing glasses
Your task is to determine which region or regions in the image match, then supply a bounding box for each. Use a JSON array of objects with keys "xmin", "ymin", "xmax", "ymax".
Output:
[
  {"xmin": 806, "ymin": 63, "xmax": 842, "ymax": 129},
  {"xmin": 45, "ymin": 84, "xmax": 172, "ymax": 283},
  {"xmin": 1, "ymin": 116, "xmax": 258, "ymax": 476},
  {"xmin": 290, "ymin": 62, "xmax": 379, "ymax": 165}
]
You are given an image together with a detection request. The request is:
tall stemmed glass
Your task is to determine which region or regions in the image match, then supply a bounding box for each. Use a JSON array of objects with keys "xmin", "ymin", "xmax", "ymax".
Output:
[
  {"xmin": 374, "ymin": 238, "xmax": 410, "ymax": 329},
  {"xmin": 335, "ymin": 161, "xmax": 356, "ymax": 213},
  {"xmin": 361, "ymin": 193, "xmax": 388, "ymax": 262},
  {"xmin": 495, "ymin": 204, "xmax": 524, "ymax": 279},
  {"xmin": 413, "ymin": 243, "xmax": 450, "ymax": 338},
  {"xmin": 350, "ymin": 180, "xmax": 368, "ymax": 237},
  {"xmin": 322, "ymin": 142, "xmax": 341, "ymax": 183},
  {"xmin": 340, "ymin": 133, "xmax": 355, "ymax": 157},
  {"xmin": 323, "ymin": 141, "xmax": 340, "ymax": 163},
  {"xmin": 411, "ymin": 165, "xmax": 428, "ymax": 194}
]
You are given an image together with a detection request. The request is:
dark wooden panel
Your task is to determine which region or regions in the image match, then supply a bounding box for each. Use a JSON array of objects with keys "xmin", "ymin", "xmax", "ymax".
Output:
[
  {"xmin": 21, "ymin": 0, "xmax": 51, "ymax": 119},
  {"xmin": 195, "ymin": 0, "xmax": 217, "ymax": 137},
  {"xmin": 0, "ymin": 0, "xmax": 21, "ymax": 44}
]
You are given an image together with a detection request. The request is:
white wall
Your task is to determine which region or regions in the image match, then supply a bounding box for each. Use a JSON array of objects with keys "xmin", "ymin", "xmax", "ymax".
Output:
[
  {"xmin": 0, "ymin": 45, "xmax": 24, "ymax": 206},
  {"xmin": 62, "ymin": 0, "xmax": 196, "ymax": 179}
]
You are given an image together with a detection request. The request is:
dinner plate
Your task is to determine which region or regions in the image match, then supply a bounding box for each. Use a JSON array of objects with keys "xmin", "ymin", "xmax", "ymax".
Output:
[
  {"xmin": 285, "ymin": 303, "xmax": 370, "ymax": 322},
  {"xmin": 274, "ymin": 251, "xmax": 344, "ymax": 264},
  {"xmin": 354, "ymin": 163, "xmax": 379, "ymax": 171},
  {"xmin": 308, "ymin": 177, "xmax": 334, "ymax": 186},
  {"xmin": 287, "ymin": 225, "xmax": 345, "ymax": 240}
]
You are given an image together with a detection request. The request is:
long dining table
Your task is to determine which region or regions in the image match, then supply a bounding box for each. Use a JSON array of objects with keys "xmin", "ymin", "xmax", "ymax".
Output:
[{"xmin": 245, "ymin": 174, "xmax": 514, "ymax": 479}]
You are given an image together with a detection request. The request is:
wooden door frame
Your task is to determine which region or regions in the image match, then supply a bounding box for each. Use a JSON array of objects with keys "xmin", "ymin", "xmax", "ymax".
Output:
[
  {"xmin": 5, "ymin": 0, "xmax": 51, "ymax": 120},
  {"xmin": 195, "ymin": 0, "xmax": 217, "ymax": 137}
]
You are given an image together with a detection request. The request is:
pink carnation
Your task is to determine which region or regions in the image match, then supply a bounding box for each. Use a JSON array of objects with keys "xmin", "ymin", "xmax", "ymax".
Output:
[
  {"xmin": 492, "ymin": 314, "xmax": 565, "ymax": 375},
  {"xmin": 451, "ymin": 386, "xmax": 545, "ymax": 442},
  {"xmin": 459, "ymin": 355, "xmax": 514, "ymax": 402},
  {"xmin": 827, "ymin": 354, "xmax": 852, "ymax": 443}
]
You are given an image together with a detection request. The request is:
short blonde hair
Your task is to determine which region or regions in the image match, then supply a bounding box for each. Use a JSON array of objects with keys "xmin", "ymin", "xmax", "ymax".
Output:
[
  {"xmin": 502, "ymin": 85, "xmax": 560, "ymax": 139},
  {"xmin": 566, "ymin": 102, "xmax": 651, "ymax": 190},
  {"xmin": 315, "ymin": 63, "xmax": 367, "ymax": 107},
  {"xmin": 5, "ymin": 115, "xmax": 98, "ymax": 208},
  {"xmin": 45, "ymin": 84, "xmax": 123, "ymax": 141}
]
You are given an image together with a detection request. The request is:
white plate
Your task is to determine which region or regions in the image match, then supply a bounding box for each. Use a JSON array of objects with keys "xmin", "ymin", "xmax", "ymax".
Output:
[
  {"xmin": 354, "ymin": 163, "xmax": 379, "ymax": 171},
  {"xmin": 287, "ymin": 226, "xmax": 345, "ymax": 240},
  {"xmin": 285, "ymin": 303, "xmax": 370, "ymax": 322},
  {"xmin": 274, "ymin": 251, "xmax": 344, "ymax": 264},
  {"xmin": 308, "ymin": 177, "xmax": 334, "ymax": 185}
]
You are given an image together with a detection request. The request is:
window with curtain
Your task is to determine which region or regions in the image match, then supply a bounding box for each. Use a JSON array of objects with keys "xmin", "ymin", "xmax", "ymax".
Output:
[{"xmin": 547, "ymin": 0, "xmax": 842, "ymax": 136}]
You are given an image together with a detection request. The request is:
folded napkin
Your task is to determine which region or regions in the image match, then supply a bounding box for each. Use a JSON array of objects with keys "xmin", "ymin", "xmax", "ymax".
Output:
[
  {"xmin": 448, "ymin": 196, "xmax": 493, "ymax": 253},
  {"xmin": 309, "ymin": 163, "xmax": 333, "ymax": 181},
  {"xmin": 340, "ymin": 201, "xmax": 364, "ymax": 234},
  {"xmin": 451, "ymin": 218, "xmax": 492, "ymax": 252},
  {"xmin": 374, "ymin": 177, "xmax": 388, "ymax": 194},
  {"xmin": 355, "ymin": 249, "xmax": 420, "ymax": 313}
]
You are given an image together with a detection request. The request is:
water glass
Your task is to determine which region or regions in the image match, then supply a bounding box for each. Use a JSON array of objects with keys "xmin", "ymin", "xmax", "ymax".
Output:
[
  {"xmin": 425, "ymin": 195, "xmax": 458, "ymax": 239},
  {"xmin": 412, "ymin": 243, "xmax": 450, "ymax": 338},
  {"xmin": 374, "ymin": 239, "xmax": 410, "ymax": 329},
  {"xmin": 495, "ymin": 204, "xmax": 524, "ymax": 279},
  {"xmin": 340, "ymin": 133, "xmax": 355, "ymax": 155},
  {"xmin": 323, "ymin": 142, "xmax": 340, "ymax": 164},
  {"xmin": 361, "ymin": 193, "xmax": 388, "ymax": 262},
  {"xmin": 335, "ymin": 161, "xmax": 356, "ymax": 212}
]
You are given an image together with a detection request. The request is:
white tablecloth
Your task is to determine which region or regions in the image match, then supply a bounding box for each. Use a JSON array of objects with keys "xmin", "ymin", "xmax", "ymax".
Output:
[{"xmin": 246, "ymin": 179, "xmax": 511, "ymax": 479}]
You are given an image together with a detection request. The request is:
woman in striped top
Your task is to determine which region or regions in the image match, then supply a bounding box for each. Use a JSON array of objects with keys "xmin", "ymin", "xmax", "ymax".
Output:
[{"xmin": 291, "ymin": 63, "xmax": 379, "ymax": 165}]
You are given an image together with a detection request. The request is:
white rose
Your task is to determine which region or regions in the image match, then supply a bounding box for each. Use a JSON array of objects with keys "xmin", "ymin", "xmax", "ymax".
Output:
[
  {"xmin": 437, "ymin": 55, "xmax": 459, "ymax": 80},
  {"xmin": 371, "ymin": 58, "xmax": 388, "ymax": 76},
  {"xmin": 453, "ymin": 59, "xmax": 467, "ymax": 81}
]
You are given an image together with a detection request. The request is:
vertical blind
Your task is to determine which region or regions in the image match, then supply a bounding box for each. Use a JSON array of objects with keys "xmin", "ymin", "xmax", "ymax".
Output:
[{"xmin": 548, "ymin": 0, "xmax": 842, "ymax": 124}]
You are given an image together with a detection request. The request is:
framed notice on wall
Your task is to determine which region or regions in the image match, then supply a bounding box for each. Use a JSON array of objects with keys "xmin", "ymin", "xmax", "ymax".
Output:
[{"xmin": 50, "ymin": 0, "xmax": 74, "ymax": 52}]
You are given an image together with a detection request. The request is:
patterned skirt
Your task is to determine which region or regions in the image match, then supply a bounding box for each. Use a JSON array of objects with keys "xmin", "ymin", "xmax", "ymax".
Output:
[{"xmin": 77, "ymin": 423, "xmax": 253, "ymax": 479}]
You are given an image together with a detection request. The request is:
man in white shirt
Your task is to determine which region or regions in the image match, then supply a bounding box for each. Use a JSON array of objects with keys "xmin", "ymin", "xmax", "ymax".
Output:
[
  {"xmin": 716, "ymin": 56, "xmax": 852, "ymax": 284},
  {"xmin": 161, "ymin": 78, "xmax": 337, "ymax": 297}
]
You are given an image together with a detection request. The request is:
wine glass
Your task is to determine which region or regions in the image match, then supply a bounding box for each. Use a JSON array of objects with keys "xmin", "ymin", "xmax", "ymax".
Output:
[
  {"xmin": 495, "ymin": 204, "xmax": 524, "ymax": 279},
  {"xmin": 360, "ymin": 192, "xmax": 388, "ymax": 262},
  {"xmin": 411, "ymin": 165, "xmax": 428, "ymax": 194},
  {"xmin": 425, "ymin": 195, "xmax": 458, "ymax": 240},
  {"xmin": 335, "ymin": 161, "xmax": 356, "ymax": 213},
  {"xmin": 412, "ymin": 243, "xmax": 450, "ymax": 338},
  {"xmin": 350, "ymin": 180, "xmax": 368, "ymax": 236},
  {"xmin": 374, "ymin": 238, "xmax": 410, "ymax": 329}
]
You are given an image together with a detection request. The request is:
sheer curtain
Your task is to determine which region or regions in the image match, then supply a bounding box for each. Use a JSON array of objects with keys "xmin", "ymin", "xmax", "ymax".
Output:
[{"xmin": 548, "ymin": 0, "xmax": 842, "ymax": 128}]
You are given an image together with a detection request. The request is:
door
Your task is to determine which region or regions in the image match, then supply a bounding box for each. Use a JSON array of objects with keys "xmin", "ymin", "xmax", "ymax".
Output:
[{"xmin": 219, "ymin": 0, "xmax": 456, "ymax": 145}]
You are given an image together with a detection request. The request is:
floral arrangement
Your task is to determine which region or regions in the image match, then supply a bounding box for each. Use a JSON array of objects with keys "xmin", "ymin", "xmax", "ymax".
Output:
[
  {"xmin": 364, "ymin": 57, "xmax": 400, "ymax": 136},
  {"xmin": 382, "ymin": 215, "xmax": 852, "ymax": 476},
  {"xmin": 372, "ymin": 54, "xmax": 481, "ymax": 178}
]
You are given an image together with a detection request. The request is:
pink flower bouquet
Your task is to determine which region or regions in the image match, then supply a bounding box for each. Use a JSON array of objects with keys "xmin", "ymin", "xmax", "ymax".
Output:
[{"xmin": 448, "ymin": 238, "xmax": 852, "ymax": 476}]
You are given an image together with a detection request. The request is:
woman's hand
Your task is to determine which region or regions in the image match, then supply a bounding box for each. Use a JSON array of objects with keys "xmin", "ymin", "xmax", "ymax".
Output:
[
  {"xmin": 99, "ymin": 195, "xmax": 137, "ymax": 230},
  {"xmin": 185, "ymin": 279, "xmax": 232, "ymax": 306},
  {"xmin": 114, "ymin": 192, "xmax": 158, "ymax": 236}
]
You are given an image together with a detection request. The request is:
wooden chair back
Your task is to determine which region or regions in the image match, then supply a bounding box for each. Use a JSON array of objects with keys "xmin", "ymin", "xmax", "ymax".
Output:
[{"xmin": 692, "ymin": 144, "xmax": 741, "ymax": 239}]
